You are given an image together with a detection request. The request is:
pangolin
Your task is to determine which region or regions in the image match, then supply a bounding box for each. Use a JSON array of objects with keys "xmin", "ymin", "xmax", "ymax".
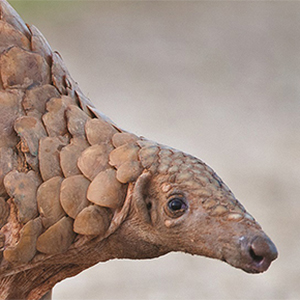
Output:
[{"xmin": 0, "ymin": 1, "xmax": 277, "ymax": 299}]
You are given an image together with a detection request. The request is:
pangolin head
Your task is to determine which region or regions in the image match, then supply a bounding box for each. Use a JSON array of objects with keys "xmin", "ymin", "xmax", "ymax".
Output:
[{"xmin": 112, "ymin": 137, "xmax": 278, "ymax": 273}]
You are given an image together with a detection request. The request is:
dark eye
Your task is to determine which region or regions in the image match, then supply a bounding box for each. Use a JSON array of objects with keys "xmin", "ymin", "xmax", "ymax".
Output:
[
  {"xmin": 166, "ymin": 197, "xmax": 188, "ymax": 218},
  {"xmin": 168, "ymin": 198, "xmax": 185, "ymax": 211}
]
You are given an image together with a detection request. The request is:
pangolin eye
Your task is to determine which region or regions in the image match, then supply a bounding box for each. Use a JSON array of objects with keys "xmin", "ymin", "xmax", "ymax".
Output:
[
  {"xmin": 168, "ymin": 198, "xmax": 185, "ymax": 211},
  {"xmin": 166, "ymin": 197, "xmax": 188, "ymax": 218}
]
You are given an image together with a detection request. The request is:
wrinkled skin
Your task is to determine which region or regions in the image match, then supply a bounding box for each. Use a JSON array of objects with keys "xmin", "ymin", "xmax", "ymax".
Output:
[{"xmin": 0, "ymin": 1, "xmax": 277, "ymax": 299}]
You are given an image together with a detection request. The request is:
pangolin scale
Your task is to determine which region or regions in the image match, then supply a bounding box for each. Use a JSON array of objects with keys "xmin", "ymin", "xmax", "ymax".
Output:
[{"xmin": 0, "ymin": 1, "xmax": 277, "ymax": 299}]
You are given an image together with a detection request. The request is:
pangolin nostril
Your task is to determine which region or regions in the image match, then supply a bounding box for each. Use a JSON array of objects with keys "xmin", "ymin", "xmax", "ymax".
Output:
[
  {"xmin": 249, "ymin": 247, "xmax": 264, "ymax": 263},
  {"xmin": 249, "ymin": 236, "xmax": 278, "ymax": 264}
]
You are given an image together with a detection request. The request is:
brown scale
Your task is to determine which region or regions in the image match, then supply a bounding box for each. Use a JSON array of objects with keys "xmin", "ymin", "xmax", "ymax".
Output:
[
  {"xmin": 60, "ymin": 175, "xmax": 90, "ymax": 219},
  {"xmin": 74, "ymin": 205, "xmax": 112, "ymax": 236},
  {"xmin": 42, "ymin": 96, "xmax": 76, "ymax": 137},
  {"xmin": 0, "ymin": 47, "xmax": 50, "ymax": 89},
  {"xmin": 77, "ymin": 144, "xmax": 113, "ymax": 181},
  {"xmin": 37, "ymin": 176, "xmax": 65, "ymax": 229},
  {"xmin": 3, "ymin": 170, "xmax": 41, "ymax": 224},
  {"xmin": 36, "ymin": 216, "xmax": 75, "ymax": 255},
  {"xmin": 22, "ymin": 85, "xmax": 60, "ymax": 119},
  {"xmin": 60, "ymin": 137, "xmax": 90, "ymax": 177},
  {"xmin": 3, "ymin": 218, "xmax": 42, "ymax": 265},
  {"xmin": 87, "ymin": 168, "xmax": 126, "ymax": 209}
]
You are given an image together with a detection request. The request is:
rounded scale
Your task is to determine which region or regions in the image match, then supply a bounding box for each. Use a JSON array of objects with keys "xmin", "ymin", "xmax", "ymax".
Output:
[
  {"xmin": 85, "ymin": 118, "xmax": 117, "ymax": 145},
  {"xmin": 112, "ymin": 132, "xmax": 138, "ymax": 148},
  {"xmin": 66, "ymin": 105, "xmax": 90, "ymax": 138},
  {"xmin": 87, "ymin": 168, "xmax": 126, "ymax": 209},
  {"xmin": 3, "ymin": 170, "xmax": 41, "ymax": 224},
  {"xmin": 73, "ymin": 205, "xmax": 111, "ymax": 236},
  {"xmin": 160, "ymin": 183, "xmax": 172, "ymax": 193},
  {"xmin": 138, "ymin": 145, "xmax": 159, "ymax": 169},
  {"xmin": 77, "ymin": 144, "xmax": 112, "ymax": 181},
  {"xmin": 136, "ymin": 139, "xmax": 157, "ymax": 149},
  {"xmin": 39, "ymin": 136, "xmax": 68, "ymax": 181},
  {"xmin": 60, "ymin": 137, "xmax": 90, "ymax": 178},
  {"xmin": 158, "ymin": 148, "xmax": 173, "ymax": 159},
  {"xmin": 157, "ymin": 163, "xmax": 169, "ymax": 174},
  {"xmin": 210, "ymin": 205, "xmax": 228, "ymax": 216},
  {"xmin": 0, "ymin": 46, "xmax": 50, "ymax": 89},
  {"xmin": 60, "ymin": 175, "xmax": 90, "ymax": 219},
  {"xmin": 116, "ymin": 160, "xmax": 142, "ymax": 184},
  {"xmin": 42, "ymin": 96, "xmax": 75, "ymax": 137},
  {"xmin": 0, "ymin": 20, "xmax": 30, "ymax": 53},
  {"xmin": 227, "ymin": 213, "xmax": 243, "ymax": 221},
  {"xmin": 14, "ymin": 116, "xmax": 47, "ymax": 156},
  {"xmin": 168, "ymin": 165, "xmax": 179, "ymax": 174},
  {"xmin": 22, "ymin": 84, "xmax": 59, "ymax": 118},
  {"xmin": 109, "ymin": 143, "xmax": 140, "ymax": 168},
  {"xmin": 36, "ymin": 216, "xmax": 76, "ymax": 255},
  {"xmin": 3, "ymin": 218, "xmax": 42, "ymax": 264},
  {"xmin": 175, "ymin": 171, "xmax": 193, "ymax": 183},
  {"xmin": 202, "ymin": 198, "xmax": 218, "ymax": 210},
  {"xmin": 37, "ymin": 176, "xmax": 65, "ymax": 229}
]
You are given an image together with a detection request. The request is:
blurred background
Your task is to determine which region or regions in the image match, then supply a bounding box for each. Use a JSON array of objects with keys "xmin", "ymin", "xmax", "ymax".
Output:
[{"xmin": 9, "ymin": 1, "xmax": 300, "ymax": 299}]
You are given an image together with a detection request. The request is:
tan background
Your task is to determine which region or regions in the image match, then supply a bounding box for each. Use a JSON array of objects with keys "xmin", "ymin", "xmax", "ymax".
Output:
[{"xmin": 10, "ymin": 1, "xmax": 300, "ymax": 299}]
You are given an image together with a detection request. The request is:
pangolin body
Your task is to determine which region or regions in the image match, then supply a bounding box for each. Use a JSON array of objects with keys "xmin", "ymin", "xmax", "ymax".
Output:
[{"xmin": 0, "ymin": 1, "xmax": 277, "ymax": 299}]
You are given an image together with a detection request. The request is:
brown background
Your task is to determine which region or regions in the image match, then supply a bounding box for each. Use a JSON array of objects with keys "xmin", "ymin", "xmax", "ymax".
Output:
[{"xmin": 10, "ymin": 1, "xmax": 300, "ymax": 299}]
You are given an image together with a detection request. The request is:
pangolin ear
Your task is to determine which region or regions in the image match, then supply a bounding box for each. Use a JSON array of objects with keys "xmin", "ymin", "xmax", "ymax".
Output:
[{"xmin": 133, "ymin": 171, "xmax": 152, "ymax": 224}]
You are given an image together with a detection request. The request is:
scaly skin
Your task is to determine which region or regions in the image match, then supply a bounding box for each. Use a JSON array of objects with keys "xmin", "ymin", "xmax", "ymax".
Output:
[{"xmin": 0, "ymin": 1, "xmax": 277, "ymax": 299}]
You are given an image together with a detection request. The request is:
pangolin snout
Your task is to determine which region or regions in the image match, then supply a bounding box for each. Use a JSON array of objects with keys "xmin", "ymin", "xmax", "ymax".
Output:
[{"xmin": 240, "ymin": 235, "xmax": 278, "ymax": 273}]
